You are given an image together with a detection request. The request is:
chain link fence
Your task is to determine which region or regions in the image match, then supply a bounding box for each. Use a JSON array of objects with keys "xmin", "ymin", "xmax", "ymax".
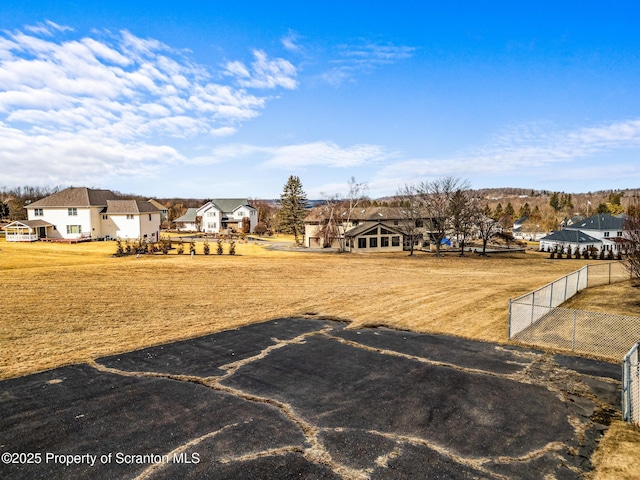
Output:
[
  {"xmin": 508, "ymin": 262, "xmax": 635, "ymax": 360},
  {"xmin": 623, "ymin": 343, "xmax": 640, "ymax": 426}
]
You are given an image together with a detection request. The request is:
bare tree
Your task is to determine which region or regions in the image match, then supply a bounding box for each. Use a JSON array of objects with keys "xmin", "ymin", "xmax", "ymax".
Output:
[
  {"xmin": 475, "ymin": 204, "xmax": 502, "ymax": 255},
  {"xmin": 418, "ymin": 177, "xmax": 469, "ymax": 256},
  {"xmin": 449, "ymin": 187, "xmax": 475, "ymax": 256},
  {"xmin": 395, "ymin": 184, "xmax": 424, "ymax": 256},
  {"xmin": 321, "ymin": 177, "xmax": 369, "ymax": 252},
  {"xmin": 622, "ymin": 193, "xmax": 640, "ymax": 281}
]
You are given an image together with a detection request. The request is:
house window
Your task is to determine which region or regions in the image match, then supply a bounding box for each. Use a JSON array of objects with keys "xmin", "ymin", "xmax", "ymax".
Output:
[
  {"xmin": 207, "ymin": 211, "xmax": 216, "ymax": 217},
  {"xmin": 358, "ymin": 238, "xmax": 367, "ymax": 248},
  {"xmin": 207, "ymin": 222, "xmax": 217, "ymax": 229},
  {"xmin": 364, "ymin": 228, "xmax": 379, "ymax": 235},
  {"xmin": 352, "ymin": 221, "xmax": 359, "ymax": 227},
  {"xmin": 369, "ymin": 237, "xmax": 378, "ymax": 248},
  {"xmin": 102, "ymin": 215, "xmax": 108, "ymax": 220},
  {"xmin": 604, "ymin": 232, "xmax": 610, "ymax": 238},
  {"xmin": 34, "ymin": 208, "xmax": 43, "ymax": 216},
  {"xmin": 127, "ymin": 215, "xmax": 134, "ymax": 220},
  {"xmin": 68, "ymin": 208, "xmax": 77, "ymax": 216},
  {"xmin": 381, "ymin": 228, "xmax": 393, "ymax": 235},
  {"xmin": 148, "ymin": 214, "xmax": 152, "ymax": 221},
  {"xmin": 66, "ymin": 225, "xmax": 81, "ymax": 234},
  {"xmin": 393, "ymin": 220, "xmax": 399, "ymax": 225},
  {"xmin": 392, "ymin": 236, "xmax": 400, "ymax": 246},
  {"xmin": 617, "ymin": 231, "xmax": 623, "ymax": 237},
  {"xmin": 415, "ymin": 219, "xmax": 424, "ymax": 228},
  {"xmin": 381, "ymin": 236, "xmax": 389, "ymax": 247}
]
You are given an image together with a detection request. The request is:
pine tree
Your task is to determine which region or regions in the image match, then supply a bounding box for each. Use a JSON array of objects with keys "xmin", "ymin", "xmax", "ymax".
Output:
[{"xmin": 279, "ymin": 175, "xmax": 308, "ymax": 246}]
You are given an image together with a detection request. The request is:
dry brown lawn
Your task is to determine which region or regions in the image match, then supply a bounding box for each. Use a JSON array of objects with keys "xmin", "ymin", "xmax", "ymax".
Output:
[
  {"xmin": 1, "ymin": 238, "xmax": 638, "ymax": 473},
  {"xmin": 1, "ymin": 239, "xmax": 591, "ymax": 379}
]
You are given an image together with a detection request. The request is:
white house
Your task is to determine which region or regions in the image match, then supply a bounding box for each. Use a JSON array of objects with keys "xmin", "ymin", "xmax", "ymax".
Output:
[
  {"xmin": 173, "ymin": 208, "xmax": 199, "ymax": 231},
  {"xmin": 4, "ymin": 187, "xmax": 162, "ymax": 242},
  {"xmin": 197, "ymin": 199, "xmax": 257, "ymax": 234},
  {"xmin": 539, "ymin": 213, "xmax": 625, "ymax": 254}
]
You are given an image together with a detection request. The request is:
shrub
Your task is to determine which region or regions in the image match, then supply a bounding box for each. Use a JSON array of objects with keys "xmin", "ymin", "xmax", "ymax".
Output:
[
  {"xmin": 116, "ymin": 238, "xmax": 124, "ymax": 256},
  {"xmin": 160, "ymin": 236, "xmax": 170, "ymax": 254},
  {"xmin": 203, "ymin": 240, "xmax": 210, "ymax": 255},
  {"xmin": 189, "ymin": 241, "xmax": 196, "ymax": 255},
  {"xmin": 229, "ymin": 241, "xmax": 236, "ymax": 255},
  {"xmin": 177, "ymin": 239, "xmax": 184, "ymax": 255},
  {"xmin": 217, "ymin": 239, "xmax": 223, "ymax": 255},
  {"xmin": 254, "ymin": 222, "xmax": 267, "ymax": 236}
]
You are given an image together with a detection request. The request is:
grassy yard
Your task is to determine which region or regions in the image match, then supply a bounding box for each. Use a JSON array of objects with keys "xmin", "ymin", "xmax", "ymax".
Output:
[
  {"xmin": 1, "ymin": 238, "xmax": 593, "ymax": 379},
  {"xmin": 1, "ymin": 237, "xmax": 638, "ymax": 478}
]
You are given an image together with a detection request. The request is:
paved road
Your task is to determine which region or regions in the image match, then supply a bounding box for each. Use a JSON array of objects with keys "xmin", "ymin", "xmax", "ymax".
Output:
[{"xmin": 0, "ymin": 318, "xmax": 620, "ymax": 479}]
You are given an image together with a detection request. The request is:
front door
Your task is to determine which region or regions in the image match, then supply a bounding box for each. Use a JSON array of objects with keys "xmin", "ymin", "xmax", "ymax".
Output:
[{"xmin": 38, "ymin": 226, "xmax": 46, "ymax": 238}]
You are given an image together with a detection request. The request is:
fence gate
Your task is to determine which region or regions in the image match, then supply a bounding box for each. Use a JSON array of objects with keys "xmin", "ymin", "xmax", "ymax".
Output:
[{"xmin": 622, "ymin": 343, "xmax": 640, "ymax": 425}]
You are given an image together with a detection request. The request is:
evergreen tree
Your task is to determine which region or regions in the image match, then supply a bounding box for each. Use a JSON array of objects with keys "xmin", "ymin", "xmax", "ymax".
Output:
[
  {"xmin": 518, "ymin": 202, "xmax": 531, "ymax": 219},
  {"xmin": 504, "ymin": 202, "xmax": 515, "ymax": 218},
  {"xmin": 493, "ymin": 203, "xmax": 503, "ymax": 219},
  {"xmin": 549, "ymin": 192, "xmax": 561, "ymax": 211},
  {"xmin": 279, "ymin": 175, "xmax": 308, "ymax": 246}
]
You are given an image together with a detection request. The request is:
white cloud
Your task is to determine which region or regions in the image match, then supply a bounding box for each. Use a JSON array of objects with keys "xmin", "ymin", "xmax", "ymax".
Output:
[
  {"xmin": 281, "ymin": 30, "xmax": 303, "ymax": 53},
  {"xmin": 374, "ymin": 119, "xmax": 640, "ymax": 189},
  {"xmin": 321, "ymin": 40, "xmax": 416, "ymax": 86},
  {"xmin": 210, "ymin": 140, "xmax": 390, "ymax": 169},
  {"xmin": 0, "ymin": 25, "xmax": 298, "ymax": 188},
  {"xmin": 224, "ymin": 50, "xmax": 298, "ymax": 89}
]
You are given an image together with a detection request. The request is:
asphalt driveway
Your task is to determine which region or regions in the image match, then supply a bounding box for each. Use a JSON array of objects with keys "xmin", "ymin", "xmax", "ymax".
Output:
[{"xmin": 0, "ymin": 318, "xmax": 620, "ymax": 479}]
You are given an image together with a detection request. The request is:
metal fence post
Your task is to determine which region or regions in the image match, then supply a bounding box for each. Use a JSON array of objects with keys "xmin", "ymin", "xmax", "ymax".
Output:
[
  {"xmin": 549, "ymin": 282, "xmax": 553, "ymax": 308},
  {"xmin": 508, "ymin": 300, "xmax": 512, "ymax": 339},
  {"xmin": 531, "ymin": 291, "xmax": 535, "ymax": 326},
  {"xmin": 571, "ymin": 310, "xmax": 577, "ymax": 351}
]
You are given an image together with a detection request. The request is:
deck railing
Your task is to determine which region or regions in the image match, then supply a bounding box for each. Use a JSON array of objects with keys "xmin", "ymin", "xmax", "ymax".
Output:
[{"xmin": 5, "ymin": 233, "xmax": 39, "ymax": 242}]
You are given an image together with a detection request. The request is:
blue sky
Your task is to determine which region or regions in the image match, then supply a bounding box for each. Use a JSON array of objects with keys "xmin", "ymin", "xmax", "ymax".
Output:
[{"xmin": 1, "ymin": 1, "xmax": 639, "ymax": 199}]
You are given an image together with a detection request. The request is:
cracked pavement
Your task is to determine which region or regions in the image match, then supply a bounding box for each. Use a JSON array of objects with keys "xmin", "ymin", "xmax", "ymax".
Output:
[{"xmin": 0, "ymin": 318, "xmax": 621, "ymax": 479}]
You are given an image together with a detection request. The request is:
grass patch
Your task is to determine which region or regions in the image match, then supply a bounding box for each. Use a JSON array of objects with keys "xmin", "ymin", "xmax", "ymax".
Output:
[{"xmin": 1, "ymin": 239, "xmax": 593, "ymax": 380}]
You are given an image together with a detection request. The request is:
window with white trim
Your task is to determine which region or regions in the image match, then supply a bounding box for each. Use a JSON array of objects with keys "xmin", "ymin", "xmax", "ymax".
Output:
[
  {"xmin": 68, "ymin": 208, "xmax": 77, "ymax": 216},
  {"xmin": 66, "ymin": 225, "xmax": 82, "ymax": 234},
  {"xmin": 127, "ymin": 215, "xmax": 134, "ymax": 220},
  {"xmin": 34, "ymin": 208, "xmax": 43, "ymax": 216}
]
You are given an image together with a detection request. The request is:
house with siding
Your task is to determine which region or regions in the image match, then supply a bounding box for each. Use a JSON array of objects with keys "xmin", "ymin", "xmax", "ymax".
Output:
[
  {"xmin": 304, "ymin": 206, "xmax": 428, "ymax": 251},
  {"xmin": 197, "ymin": 199, "xmax": 257, "ymax": 234},
  {"xmin": 3, "ymin": 187, "xmax": 161, "ymax": 241},
  {"xmin": 539, "ymin": 213, "xmax": 625, "ymax": 254}
]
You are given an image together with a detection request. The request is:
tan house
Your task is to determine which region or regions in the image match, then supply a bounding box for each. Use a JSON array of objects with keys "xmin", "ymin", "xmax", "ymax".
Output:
[
  {"xmin": 344, "ymin": 221, "xmax": 406, "ymax": 252},
  {"xmin": 304, "ymin": 206, "xmax": 428, "ymax": 252}
]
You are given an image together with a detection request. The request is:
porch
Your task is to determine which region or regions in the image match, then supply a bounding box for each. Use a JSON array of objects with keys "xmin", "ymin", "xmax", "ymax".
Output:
[{"xmin": 3, "ymin": 220, "xmax": 55, "ymax": 242}]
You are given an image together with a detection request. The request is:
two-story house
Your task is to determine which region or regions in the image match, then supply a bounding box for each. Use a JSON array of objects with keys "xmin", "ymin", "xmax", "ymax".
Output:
[
  {"xmin": 539, "ymin": 213, "xmax": 626, "ymax": 254},
  {"xmin": 3, "ymin": 187, "xmax": 161, "ymax": 241},
  {"xmin": 197, "ymin": 199, "xmax": 257, "ymax": 234}
]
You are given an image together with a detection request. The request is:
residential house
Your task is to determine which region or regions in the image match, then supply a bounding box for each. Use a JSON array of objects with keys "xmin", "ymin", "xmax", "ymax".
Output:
[
  {"xmin": 512, "ymin": 216, "xmax": 547, "ymax": 241},
  {"xmin": 3, "ymin": 187, "xmax": 161, "ymax": 241},
  {"xmin": 539, "ymin": 213, "xmax": 625, "ymax": 254},
  {"xmin": 147, "ymin": 199, "xmax": 169, "ymax": 224},
  {"xmin": 304, "ymin": 206, "xmax": 428, "ymax": 251},
  {"xmin": 197, "ymin": 199, "xmax": 257, "ymax": 234},
  {"xmin": 173, "ymin": 208, "xmax": 199, "ymax": 231},
  {"xmin": 344, "ymin": 221, "xmax": 406, "ymax": 252}
]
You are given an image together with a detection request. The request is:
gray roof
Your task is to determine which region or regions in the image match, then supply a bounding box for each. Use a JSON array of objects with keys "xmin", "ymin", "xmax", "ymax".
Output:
[
  {"xmin": 147, "ymin": 199, "xmax": 168, "ymax": 211},
  {"xmin": 174, "ymin": 208, "xmax": 199, "ymax": 223},
  {"xmin": 28, "ymin": 187, "xmax": 122, "ymax": 208},
  {"xmin": 209, "ymin": 199, "xmax": 253, "ymax": 214},
  {"xmin": 564, "ymin": 213, "xmax": 624, "ymax": 231},
  {"xmin": 540, "ymin": 229, "xmax": 600, "ymax": 244},
  {"xmin": 105, "ymin": 200, "xmax": 161, "ymax": 214},
  {"xmin": 345, "ymin": 221, "xmax": 405, "ymax": 238},
  {"xmin": 3, "ymin": 219, "xmax": 55, "ymax": 229}
]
